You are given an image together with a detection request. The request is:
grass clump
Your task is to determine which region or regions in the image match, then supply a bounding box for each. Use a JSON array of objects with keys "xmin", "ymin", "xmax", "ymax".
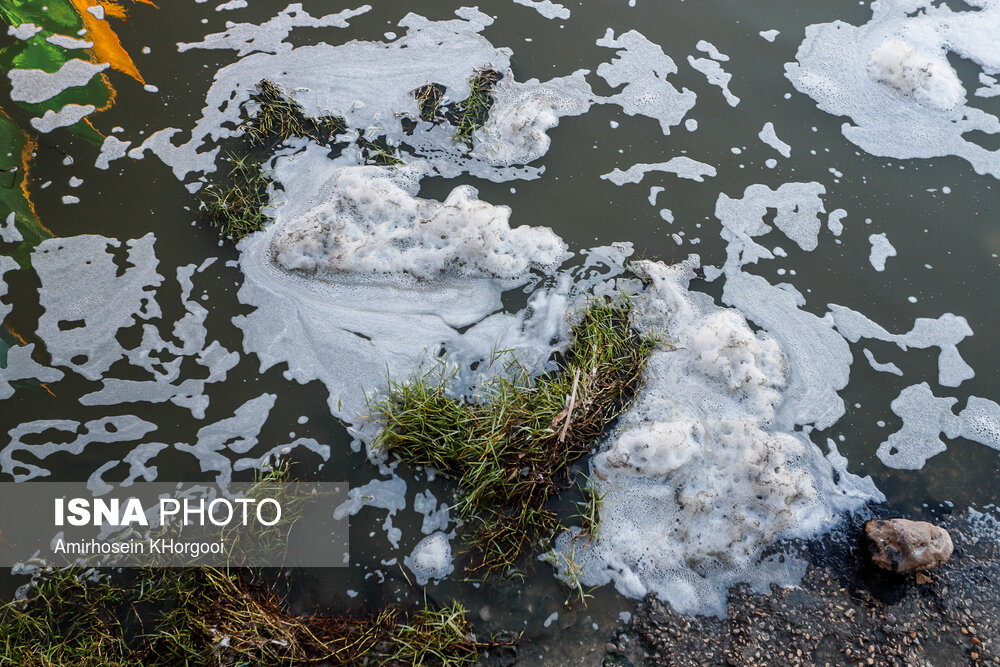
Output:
[
  {"xmin": 199, "ymin": 153, "xmax": 272, "ymax": 240},
  {"xmin": 200, "ymin": 79, "xmax": 404, "ymax": 241},
  {"xmin": 413, "ymin": 83, "xmax": 446, "ymax": 122},
  {"xmin": 0, "ymin": 567, "xmax": 504, "ymax": 666},
  {"xmin": 240, "ymin": 79, "xmax": 347, "ymax": 149},
  {"xmin": 451, "ymin": 68, "xmax": 501, "ymax": 147},
  {"xmin": 410, "ymin": 68, "xmax": 503, "ymax": 147},
  {"xmin": 372, "ymin": 297, "xmax": 654, "ymax": 576}
]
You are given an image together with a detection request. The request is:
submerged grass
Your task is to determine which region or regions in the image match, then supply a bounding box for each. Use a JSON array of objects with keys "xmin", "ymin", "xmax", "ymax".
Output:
[
  {"xmin": 0, "ymin": 566, "xmax": 505, "ymax": 666},
  {"xmin": 373, "ymin": 297, "xmax": 654, "ymax": 576},
  {"xmin": 451, "ymin": 68, "xmax": 501, "ymax": 147},
  {"xmin": 411, "ymin": 68, "xmax": 502, "ymax": 147},
  {"xmin": 199, "ymin": 79, "xmax": 402, "ymax": 241}
]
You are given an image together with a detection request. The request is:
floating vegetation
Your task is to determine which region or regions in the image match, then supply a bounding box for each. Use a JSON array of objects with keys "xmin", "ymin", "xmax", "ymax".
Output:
[
  {"xmin": 451, "ymin": 68, "xmax": 502, "ymax": 147},
  {"xmin": 0, "ymin": 567, "xmax": 507, "ymax": 666},
  {"xmin": 358, "ymin": 134, "xmax": 405, "ymax": 167},
  {"xmin": 410, "ymin": 68, "xmax": 503, "ymax": 147},
  {"xmin": 199, "ymin": 153, "xmax": 272, "ymax": 241},
  {"xmin": 414, "ymin": 83, "xmax": 446, "ymax": 122},
  {"xmin": 200, "ymin": 80, "xmax": 401, "ymax": 241},
  {"xmin": 240, "ymin": 79, "xmax": 347, "ymax": 149},
  {"xmin": 373, "ymin": 296, "xmax": 655, "ymax": 576}
]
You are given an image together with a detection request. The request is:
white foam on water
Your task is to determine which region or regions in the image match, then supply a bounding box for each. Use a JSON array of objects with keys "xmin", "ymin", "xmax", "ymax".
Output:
[
  {"xmin": 0, "ymin": 213, "xmax": 22, "ymax": 244},
  {"xmin": 0, "ymin": 344, "xmax": 64, "ymax": 401},
  {"xmin": 413, "ymin": 489, "xmax": 451, "ymax": 535},
  {"xmin": 868, "ymin": 39, "xmax": 963, "ymax": 111},
  {"xmin": 958, "ymin": 397, "xmax": 1000, "ymax": 452},
  {"xmin": 479, "ymin": 70, "xmax": 595, "ymax": 166},
  {"xmin": 8, "ymin": 60, "xmax": 110, "ymax": 104},
  {"xmin": 695, "ymin": 40, "xmax": 729, "ymax": 62},
  {"xmin": 827, "ymin": 209, "xmax": 847, "ymax": 236},
  {"xmin": 688, "ymin": 55, "xmax": 739, "ymax": 107},
  {"xmin": 33, "ymin": 234, "xmax": 163, "ymax": 380},
  {"xmin": 601, "ymin": 158, "xmax": 717, "ymax": 185},
  {"xmin": 94, "ymin": 134, "xmax": 132, "ymax": 170},
  {"xmin": 787, "ymin": 0, "xmax": 1000, "ymax": 178},
  {"xmin": 141, "ymin": 8, "xmax": 590, "ymax": 183},
  {"xmin": 30, "ymin": 104, "xmax": 97, "ymax": 133},
  {"xmin": 862, "ymin": 348, "xmax": 903, "ymax": 376},
  {"xmin": 758, "ymin": 122, "xmax": 791, "ymax": 158},
  {"xmin": 868, "ymin": 232, "xmax": 897, "ymax": 272},
  {"xmin": 404, "ymin": 532, "xmax": 454, "ymax": 585},
  {"xmin": 596, "ymin": 29, "xmax": 697, "ymax": 135},
  {"xmin": 711, "ymin": 183, "xmax": 851, "ymax": 431},
  {"xmin": 829, "ymin": 305, "xmax": 974, "ymax": 388},
  {"xmin": 80, "ymin": 260, "xmax": 240, "ymax": 418},
  {"xmin": 178, "ymin": 3, "xmax": 371, "ymax": 56},
  {"xmin": 1, "ymin": 417, "xmax": 158, "ymax": 481},
  {"xmin": 512, "ymin": 0, "xmax": 570, "ymax": 20},
  {"xmin": 234, "ymin": 146, "xmax": 611, "ymax": 434},
  {"xmin": 878, "ymin": 387, "xmax": 1000, "ymax": 469},
  {"xmin": 174, "ymin": 394, "xmax": 276, "ymax": 484},
  {"xmin": 550, "ymin": 257, "xmax": 880, "ymax": 617},
  {"xmin": 46, "ymin": 34, "xmax": 94, "ymax": 50},
  {"xmin": 270, "ymin": 162, "xmax": 568, "ymax": 280},
  {"xmin": 760, "ymin": 29, "xmax": 780, "ymax": 43},
  {"xmin": 216, "ymin": 0, "xmax": 248, "ymax": 11},
  {"xmin": 7, "ymin": 23, "xmax": 42, "ymax": 40},
  {"xmin": 978, "ymin": 72, "xmax": 1000, "ymax": 98}
]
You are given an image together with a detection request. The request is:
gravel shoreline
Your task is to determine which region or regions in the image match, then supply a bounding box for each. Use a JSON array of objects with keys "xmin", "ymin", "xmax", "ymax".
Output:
[{"xmin": 603, "ymin": 507, "xmax": 999, "ymax": 666}]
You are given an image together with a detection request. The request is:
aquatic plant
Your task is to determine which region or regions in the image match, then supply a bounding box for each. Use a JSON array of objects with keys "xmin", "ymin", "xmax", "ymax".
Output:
[
  {"xmin": 240, "ymin": 79, "xmax": 348, "ymax": 148},
  {"xmin": 0, "ymin": 566, "xmax": 503, "ymax": 666},
  {"xmin": 410, "ymin": 68, "xmax": 502, "ymax": 147},
  {"xmin": 199, "ymin": 153, "xmax": 272, "ymax": 240},
  {"xmin": 200, "ymin": 79, "xmax": 404, "ymax": 240},
  {"xmin": 413, "ymin": 83, "xmax": 446, "ymax": 122},
  {"xmin": 451, "ymin": 68, "xmax": 502, "ymax": 147},
  {"xmin": 372, "ymin": 296, "xmax": 655, "ymax": 576}
]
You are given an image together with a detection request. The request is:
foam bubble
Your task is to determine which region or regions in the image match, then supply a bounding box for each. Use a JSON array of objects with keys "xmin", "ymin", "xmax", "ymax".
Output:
[
  {"xmin": 512, "ymin": 0, "xmax": 570, "ymax": 20},
  {"xmin": 601, "ymin": 158, "xmax": 717, "ymax": 185},
  {"xmin": 787, "ymin": 0, "xmax": 1000, "ymax": 178},
  {"xmin": 596, "ymin": 29, "xmax": 697, "ymax": 134},
  {"xmin": 404, "ymin": 532, "xmax": 454, "ymax": 585},
  {"xmin": 868, "ymin": 233, "xmax": 897, "ymax": 272}
]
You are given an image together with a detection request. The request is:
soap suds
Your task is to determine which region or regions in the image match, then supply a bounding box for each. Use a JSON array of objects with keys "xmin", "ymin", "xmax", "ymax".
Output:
[
  {"xmin": 8, "ymin": 60, "xmax": 110, "ymax": 104},
  {"xmin": 596, "ymin": 29, "xmax": 697, "ymax": 135},
  {"xmin": 868, "ymin": 233, "xmax": 897, "ymax": 272},
  {"xmin": 758, "ymin": 122, "xmax": 791, "ymax": 158},
  {"xmin": 512, "ymin": 0, "xmax": 570, "ymax": 20},
  {"xmin": 602, "ymin": 158, "xmax": 717, "ymax": 185},
  {"xmin": 404, "ymin": 532, "xmax": 454, "ymax": 585},
  {"xmin": 550, "ymin": 257, "xmax": 879, "ymax": 617},
  {"xmin": 688, "ymin": 55, "xmax": 739, "ymax": 107},
  {"xmin": 787, "ymin": 0, "xmax": 1000, "ymax": 179},
  {"xmin": 830, "ymin": 305, "xmax": 974, "ymax": 388},
  {"xmin": 30, "ymin": 104, "xmax": 97, "ymax": 133}
]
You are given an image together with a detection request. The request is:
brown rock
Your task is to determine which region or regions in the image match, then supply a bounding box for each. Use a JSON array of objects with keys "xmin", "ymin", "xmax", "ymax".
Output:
[{"xmin": 863, "ymin": 518, "xmax": 953, "ymax": 573}]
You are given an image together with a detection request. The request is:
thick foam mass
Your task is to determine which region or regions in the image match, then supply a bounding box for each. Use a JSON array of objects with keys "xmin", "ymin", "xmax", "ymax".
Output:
[
  {"xmin": 550, "ymin": 258, "xmax": 879, "ymax": 617},
  {"xmin": 270, "ymin": 165, "xmax": 568, "ymax": 281},
  {"xmin": 787, "ymin": 0, "xmax": 1000, "ymax": 178},
  {"xmin": 235, "ymin": 146, "xmax": 624, "ymax": 430}
]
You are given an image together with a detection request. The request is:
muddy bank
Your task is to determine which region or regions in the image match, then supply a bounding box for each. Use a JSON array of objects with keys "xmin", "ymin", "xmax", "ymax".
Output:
[{"xmin": 603, "ymin": 507, "xmax": 998, "ymax": 666}]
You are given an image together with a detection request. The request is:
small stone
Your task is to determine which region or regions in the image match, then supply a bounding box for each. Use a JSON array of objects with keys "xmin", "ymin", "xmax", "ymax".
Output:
[
  {"xmin": 863, "ymin": 518, "xmax": 954, "ymax": 572},
  {"xmin": 915, "ymin": 572, "xmax": 932, "ymax": 585}
]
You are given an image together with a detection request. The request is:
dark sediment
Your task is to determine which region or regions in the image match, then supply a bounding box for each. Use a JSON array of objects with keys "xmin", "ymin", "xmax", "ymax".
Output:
[{"xmin": 606, "ymin": 507, "xmax": 999, "ymax": 666}]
